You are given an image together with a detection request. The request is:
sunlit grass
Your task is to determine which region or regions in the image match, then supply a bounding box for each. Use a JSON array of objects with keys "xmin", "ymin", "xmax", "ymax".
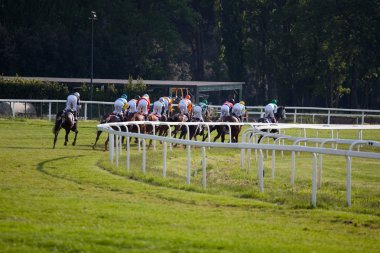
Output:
[{"xmin": 1, "ymin": 119, "xmax": 380, "ymax": 252}]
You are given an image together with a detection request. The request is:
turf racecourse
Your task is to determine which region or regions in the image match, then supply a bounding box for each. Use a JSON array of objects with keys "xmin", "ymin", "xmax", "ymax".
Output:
[{"xmin": 0, "ymin": 119, "xmax": 379, "ymax": 253}]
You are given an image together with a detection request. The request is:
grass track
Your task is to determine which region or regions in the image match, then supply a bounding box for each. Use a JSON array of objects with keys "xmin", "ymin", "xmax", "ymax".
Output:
[{"xmin": 0, "ymin": 119, "xmax": 380, "ymax": 252}]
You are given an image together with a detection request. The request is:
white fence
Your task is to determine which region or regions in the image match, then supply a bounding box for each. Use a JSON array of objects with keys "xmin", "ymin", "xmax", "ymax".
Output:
[
  {"xmin": 1, "ymin": 99, "xmax": 380, "ymax": 124},
  {"xmin": 96, "ymin": 121, "xmax": 380, "ymax": 208}
]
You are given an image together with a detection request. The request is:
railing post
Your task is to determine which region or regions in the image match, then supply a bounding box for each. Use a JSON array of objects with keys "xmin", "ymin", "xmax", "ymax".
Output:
[
  {"xmin": 291, "ymin": 151, "xmax": 295, "ymax": 185},
  {"xmin": 163, "ymin": 141, "xmax": 167, "ymax": 177},
  {"xmin": 361, "ymin": 111, "xmax": 365, "ymax": 125},
  {"xmin": 346, "ymin": 156, "xmax": 352, "ymax": 207},
  {"xmin": 109, "ymin": 133, "xmax": 114, "ymax": 163},
  {"xmin": 84, "ymin": 103, "xmax": 88, "ymax": 120},
  {"xmin": 115, "ymin": 135, "xmax": 119, "ymax": 167},
  {"xmin": 142, "ymin": 139, "xmax": 146, "ymax": 174},
  {"xmin": 202, "ymin": 147, "xmax": 206, "ymax": 190},
  {"xmin": 126, "ymin": 133, "xmax": 130, "ymax": 172},
  {"xmin": 327, "ymin": 110, "xmax": 331, "ymax": 124},
  {"xmin": 258, "ymin": 149, "xmax": 264, "ymax": 192},
  {"xmin": 187, "ymin": 144, "xmax": 191, "ymax": 185},
  {"xmin": 312, "ymin": 153, "xmax": 317, "ymax": 207},
  {"xmin": 48, "ymin": 102, "xmax": 52, "ymax": 121},
  {"xmin": 294, "ymin": 108, "xmax": 297, "ymax": 123}
]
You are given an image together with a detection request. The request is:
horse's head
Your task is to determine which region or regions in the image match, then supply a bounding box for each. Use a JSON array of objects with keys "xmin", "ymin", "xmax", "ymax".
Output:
[
  {"xmin": 147, "ymin": 114, "xmax": 159, "ymax": 122},
  {"xmin": 160, "ymin": 115, "xmax": 167, "ymax": 122},
  {"xmin": 276, "ymin": 106, "xmax": 286, "ymax": 120},
  {"xmin": 132, "ymin": 113, "xmax": 145, "ymax": 121}
]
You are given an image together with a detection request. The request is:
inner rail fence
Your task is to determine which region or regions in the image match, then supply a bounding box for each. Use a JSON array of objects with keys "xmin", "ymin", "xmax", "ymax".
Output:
[
  {"xmin": 1, "ymin": 99, "xmax": 380, "ymax": 124},
  {"xmin": 96, "ymin": 121, "xmax": 380, "ymax": 208}
]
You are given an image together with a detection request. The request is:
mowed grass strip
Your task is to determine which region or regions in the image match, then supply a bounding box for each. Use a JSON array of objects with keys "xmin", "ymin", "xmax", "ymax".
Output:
[{"xmin": 0, "ymin": 119, "xmax": 379, "ymax": 253}]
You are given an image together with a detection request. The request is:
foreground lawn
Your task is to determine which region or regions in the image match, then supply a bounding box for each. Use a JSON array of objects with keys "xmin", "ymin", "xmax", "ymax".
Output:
[{"xmin": 0, "ymin": 118, "xmax": 379, "ymax": 252}]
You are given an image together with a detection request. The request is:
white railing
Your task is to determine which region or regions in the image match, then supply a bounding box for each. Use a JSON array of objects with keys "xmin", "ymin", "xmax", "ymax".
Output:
[
  {"xmin": 1, "ymin": 99, "xmax": 380, "ymax": 123},
  {"xmin": 96, "ymin": 121, "xmax": 380, "ymax": 208}
]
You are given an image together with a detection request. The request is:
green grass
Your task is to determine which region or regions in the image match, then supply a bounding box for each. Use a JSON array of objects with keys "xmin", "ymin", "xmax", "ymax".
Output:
[{"xmin": 0, "ymin": 119, "xmax": 380, "ymax": 252}]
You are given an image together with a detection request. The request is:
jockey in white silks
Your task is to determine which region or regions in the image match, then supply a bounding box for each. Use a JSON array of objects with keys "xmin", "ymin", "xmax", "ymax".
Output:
[
  {"xmin": 159, "ymin": 96, "xmax": 172, "ymax": 116},
  {"xmin": 264, "ymin": 99, "xmax": 278, "ymax": 123},
  {"xmin": 65, "ymin": 92, "xmax": 81, "ymax": 121},
  {"xmin": 219, "ymin": 99, "xmax": 234, "ymax": 120},
  {"xmin": 192, "ymin": 105, "xmax": 203, "ymax": 121},
  {"xmin": 136, "ymin": 94, "xmax": 151, "ymax": 115},
  {"xmin": 113, "ymin": 94, "xmax": 128, "ymax": 120},
  {"xmin": 232, "ymin": 101, "xmax": 246, "ymax": 122},
  {"xmin": 178, "ymin": 95, "xmax": 192, "ymax": 116},
  {"xmin": 152, "ymin": 99, "xmax": 165, "ymax": 118},
  {"xmin": 127, "ymin": 97, "xmax": 138, "ymax": 115}
]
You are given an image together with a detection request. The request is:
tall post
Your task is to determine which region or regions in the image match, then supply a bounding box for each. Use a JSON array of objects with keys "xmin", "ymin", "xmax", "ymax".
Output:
[{"xmin": 89, "ymin": 11, "xmax": 97, "ymax": 119}]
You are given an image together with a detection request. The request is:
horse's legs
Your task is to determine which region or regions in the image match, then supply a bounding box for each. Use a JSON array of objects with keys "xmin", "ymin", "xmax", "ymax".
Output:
[
  {"xmin": 92, "ymin": 131, "xmax": 103, "ymax": 149},
  {"xmin": 72, "ymin": 129, "xmax": 78, "ymax": 146},
  {"xmin": 105, "ymin": 135, "xmax": 110, "ymax": 151},
  {"xmin": 53, "ymin": 131, "xmax": 59, "ymax": 149},
  {"xmin": 213, "ymin": 127, "xmax": 223, "ymax": 142},
  {"xmin": 202, "ymin": 132, "xmax": 209, "ymax": 142},
  {"xmin": 64, "ymin": 129, "xmax": 69, "ymax": 146},
  {"xmin": 221, "ymin": 133, "xmax": 225, "ymax": 143}
]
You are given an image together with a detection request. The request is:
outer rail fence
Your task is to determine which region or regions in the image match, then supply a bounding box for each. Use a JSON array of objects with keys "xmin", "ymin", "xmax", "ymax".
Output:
[
  {"xmin": 1, "ymin": 99, "xmax": 380, "ymax": 124},
  {"xmin": 96, "ymin": 121, "xmax": 380, "ymax": 208}
]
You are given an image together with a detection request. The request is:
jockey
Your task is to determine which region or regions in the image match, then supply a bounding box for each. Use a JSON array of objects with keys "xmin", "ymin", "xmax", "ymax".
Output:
[
  {"xmin": 65, "ymin": 92, "xmax": 81, "ymax": 121},
  {"xmin": 113, "ymin": 94, "xmax": 128, "ymax": 120},
  {"xmin": 232, "ymin": 101, "xmax": 246, "ymax": 122},
  {"xmin": 127, "ymin": 95, "xmax": 139, "ymax": 115},
  {"xmin": 219, "ymin": 99, "xmax": 234, "ymax": 120},
  {"xmin": 178, "ymin": 95, "xmax": 192, "ymax": 118},
  {"xmin": 152, "ymin": 99, "xmax": 165, "ymax": 118},
  {"xmin": 136, "ymin": 94, "xmax": 151, "ymax": 117},
  {"xmin": 192, "ymin": 105, "xmax": 204, "ymax": 121},
  {"xmin": 264, "ymin": 99, "xmax": 278, "ymax": 123},
  {"xmin": 199, "ymin": 99, "xmax": 208, "ymax": 111},
  {"xmin": 160, "ymin": 96, "xmax": 173, "ymax": 116}
]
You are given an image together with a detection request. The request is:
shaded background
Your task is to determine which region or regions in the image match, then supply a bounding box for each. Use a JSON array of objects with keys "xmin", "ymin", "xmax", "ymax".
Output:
[{"xmin": 0, "ymin": 0, "xmax": 379, "ymax": 108}]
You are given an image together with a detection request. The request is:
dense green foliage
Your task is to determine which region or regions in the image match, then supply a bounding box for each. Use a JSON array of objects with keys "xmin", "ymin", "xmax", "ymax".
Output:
[
  {"xmin": 0, "ymin": 76, "xmax": 147, "ymax": 101},
  {"xmin": 1, "ymin": 119, "xmax": 380, "ymax": 252},
  {"xmin": 0, "ymin": 0, "xmax": 379, "ymax": 108}
]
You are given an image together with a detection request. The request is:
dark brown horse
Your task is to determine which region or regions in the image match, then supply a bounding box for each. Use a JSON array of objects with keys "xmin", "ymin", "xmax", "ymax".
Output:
[
  {"xmin": 178, "ymin": 118, "xmax": 207, "ymax": 141},
  {"xmin": 203, "ymin": 115, "xmax": 241, "ymax": 143},
  {"xmin": 92, "ymin": 113, "xmax": 124, "ymax": 151},
  {"xmin": 169, "ymin": 113, "xmax": 190, "ymax": 138},
  {"xmin": 53, "ymin": 110, "xmax": 78, "ymax": 149},
  {"xmin": 257, "ymin": 106, "xmax": 286, "ymax": 143}
]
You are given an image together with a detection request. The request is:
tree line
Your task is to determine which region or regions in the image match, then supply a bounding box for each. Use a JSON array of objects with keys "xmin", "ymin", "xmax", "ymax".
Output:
[{"xmin": 0, "ymin": 0, "xmax": 379, "ymax": 108}]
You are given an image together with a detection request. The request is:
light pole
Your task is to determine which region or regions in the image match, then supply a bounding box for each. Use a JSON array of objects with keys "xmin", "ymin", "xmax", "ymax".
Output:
[{"xmin": 89, "ymin": 10, "xmax": 97, "ymax": 119}]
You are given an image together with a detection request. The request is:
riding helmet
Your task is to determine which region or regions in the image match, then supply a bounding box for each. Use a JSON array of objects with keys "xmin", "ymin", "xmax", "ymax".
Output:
[
  {"xmin": 121, "ymin": 94, "xmax": 128, "ymax": 100},
  {"xmin": 239, "ymin": 101, "xmax": 245, "ymax": 105},
  {"xmin": 271, "ymin": 99, "xmax": 278, "ymax": 105},
  {"xmin": 185, "ymin": 95, "xmax": 191, "ymax": 99},
  {"xmin": 74, "ymin": 92, "xmax": 80, "ymax": 98}
]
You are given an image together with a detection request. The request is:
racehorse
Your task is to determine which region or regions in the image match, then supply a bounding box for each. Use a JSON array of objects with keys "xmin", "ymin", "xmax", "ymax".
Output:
[
  {"xmin": 178, "ymin": 118, "xmax": 207, "ymax": 142},
  {"xmin": 128, "ymin": 112, "xmax": 146, "ymax": 144},
  {"xmin": 205, "ymin": 115, "xmax": 241, "ymax": 143},
  {"xmin": 178, "ymin": 106, "xmax": 210, "ymax": 141},
  {"xmin": 53, "ymin": 110, "xmax": 78, "ymax": 149},
  {"xmin": 256, "ymin": 106, "xmax": 286, "ymax": 143},
  {"xmin": 92, "ymin": 113, "xmax": 125, "ymax": 151},
  {"xmin": 169, "ymin": 113, "xmax": 190, "ymax": 138}
]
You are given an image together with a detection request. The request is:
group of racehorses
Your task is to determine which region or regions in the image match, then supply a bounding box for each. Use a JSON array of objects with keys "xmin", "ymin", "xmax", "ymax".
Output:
[{"xmin": 53, "ymin": 102, "xmax": 286, "ymax": 150}]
